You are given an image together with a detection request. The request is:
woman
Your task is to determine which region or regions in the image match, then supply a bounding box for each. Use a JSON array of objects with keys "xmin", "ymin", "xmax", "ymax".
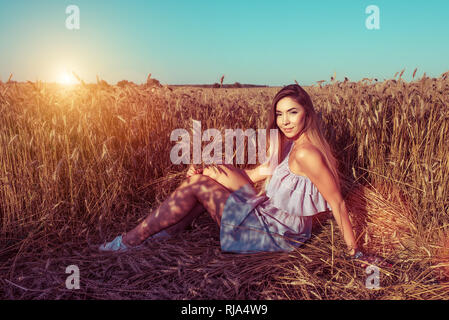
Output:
[{"xmin": 99, "ymin": 84, "xmax": 363, "ymax": 259}]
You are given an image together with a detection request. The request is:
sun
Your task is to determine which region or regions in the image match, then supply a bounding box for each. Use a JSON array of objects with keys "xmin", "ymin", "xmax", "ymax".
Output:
[{"xmin": 58, "ymin": 71, "xmax": 76, "ymax": 85}]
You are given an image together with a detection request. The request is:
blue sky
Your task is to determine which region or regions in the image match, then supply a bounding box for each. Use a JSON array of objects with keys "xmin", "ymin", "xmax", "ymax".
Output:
[{"xmin": 0, "ymin": 0, "xmax": 448, "ymax": 86}]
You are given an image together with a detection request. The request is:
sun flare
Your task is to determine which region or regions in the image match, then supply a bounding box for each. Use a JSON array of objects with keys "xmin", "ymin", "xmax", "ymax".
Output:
[{"xmin": 58, "ymin": 72, "xmax": 77, "ymax": 85}]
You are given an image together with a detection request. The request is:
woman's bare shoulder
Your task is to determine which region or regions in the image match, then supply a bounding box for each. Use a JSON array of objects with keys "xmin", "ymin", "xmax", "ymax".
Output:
[
  {"xmin": 290, "ymin": 144, "xmax": 327, "ymax": 180},
  {"xmin": 291, "ymin": 143, "xmax": 325, "ymax": 166},
  {"xmin": 293, "ymin": 142, "xmax": 321, "ymax": 157}
]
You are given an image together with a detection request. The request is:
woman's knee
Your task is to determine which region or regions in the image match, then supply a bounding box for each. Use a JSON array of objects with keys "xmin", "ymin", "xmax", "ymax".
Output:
[
  {"xmin": 182, "ymin": 173, "xmax": 214, "ymax": 188},
  {"xmin": 202, "ymin": 164, "xmax": 232, "ymax": 181},
  {"xmin": 201, "ymin": 164, "xmax": 251, "ymax": 192}
]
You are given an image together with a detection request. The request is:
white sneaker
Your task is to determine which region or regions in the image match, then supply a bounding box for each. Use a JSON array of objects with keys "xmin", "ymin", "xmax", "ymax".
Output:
[
  {"xmin": 99, "ymin": 231, "xmax": 171, "ymax": 252},
  {"xmin": 99, "ymin": 235, "xmax": 131, "ymax": 252}
]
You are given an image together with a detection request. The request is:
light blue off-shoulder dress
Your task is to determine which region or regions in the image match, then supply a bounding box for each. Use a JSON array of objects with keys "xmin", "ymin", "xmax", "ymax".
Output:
[{"xmin": 220, "ymin": 141, "xmax": 332, "ymax": 253}]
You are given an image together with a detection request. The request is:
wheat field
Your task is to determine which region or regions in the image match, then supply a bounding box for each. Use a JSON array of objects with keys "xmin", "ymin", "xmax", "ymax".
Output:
[{"xmin": 0, "ymin": 72, "xmax": 448, "ymax": 299}]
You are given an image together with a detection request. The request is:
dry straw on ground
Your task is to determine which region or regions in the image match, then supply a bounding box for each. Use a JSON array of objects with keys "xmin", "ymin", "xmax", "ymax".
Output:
[{"xmin": 1, "ymin": 72, "xmax": 448, "ymax": 299}]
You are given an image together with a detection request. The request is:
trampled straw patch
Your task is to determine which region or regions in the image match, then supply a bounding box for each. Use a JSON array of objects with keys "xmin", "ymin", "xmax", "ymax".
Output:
[
  {"xmin": 433, "ymin": 232, "xmax": 449, "ymax": 281},
  {"xmin": 346, "ymin": 182, "xmax": 416, "ymax": 258}
]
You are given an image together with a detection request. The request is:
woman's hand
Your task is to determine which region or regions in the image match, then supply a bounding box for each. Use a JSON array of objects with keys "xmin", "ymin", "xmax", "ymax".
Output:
[
  {"xmin": 349, "ymin": 249, "xmax": 393, "ymax": 268},
  {"xmin": 186, "ymin": 164, "xmax": 203, "ymax": 178}
]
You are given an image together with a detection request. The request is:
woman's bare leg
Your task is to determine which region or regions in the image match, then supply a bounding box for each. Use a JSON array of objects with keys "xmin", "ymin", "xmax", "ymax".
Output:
[
  {"xmin": 163, "ymin": 202, "xmax": 205, "ymax": 235},
  {"xmin": 123, "ymin": 166, "xmax": 255, "ymax": 247},
  {"xmin": 202, "ymin": 164, "xmax": 253, "ymax": 189}
]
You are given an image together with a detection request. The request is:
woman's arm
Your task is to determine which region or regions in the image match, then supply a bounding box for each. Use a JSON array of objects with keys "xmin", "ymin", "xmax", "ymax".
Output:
[
  {"xmin": 294, "ymin": 146, "xmax": 358, "ymax": 255},
  {"xmin": 244, "ymin": 140, "xmax": 280, "ymax": 184},
  {"xmin": 329, "ymin": 200, "xmax": 358, "ymax": 255},
  {"xmin": 244, "ymin": 162, "xmax": 275, "ymax": 184}
]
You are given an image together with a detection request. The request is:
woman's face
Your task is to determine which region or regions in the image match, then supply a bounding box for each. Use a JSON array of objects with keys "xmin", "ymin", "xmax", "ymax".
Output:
[{"xmin": 275, "ymin": 96, "xmax": 307, "ymax": 139}]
